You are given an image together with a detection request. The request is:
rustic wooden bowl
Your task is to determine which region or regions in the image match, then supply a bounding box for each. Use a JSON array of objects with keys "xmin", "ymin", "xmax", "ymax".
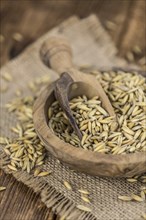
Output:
[{"xmin": 33, "ymin": 37, "xmax": 146, "ymax": 177}]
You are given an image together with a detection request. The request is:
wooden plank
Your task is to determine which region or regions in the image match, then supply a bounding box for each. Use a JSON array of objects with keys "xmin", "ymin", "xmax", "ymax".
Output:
[
  {"xmin": 0, "ymin": 170, "xmax": 56, "ymax": 220},
  {"xmin": 1, "ymin": 0, "xmax": 143, "ymax": 66}
]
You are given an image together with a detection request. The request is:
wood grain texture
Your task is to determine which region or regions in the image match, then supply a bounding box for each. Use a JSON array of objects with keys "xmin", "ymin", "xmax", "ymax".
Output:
[
  {"xmin": 0, "ymin": 170, "xmax": 55, "ymax": 220},
  {"xmin": 0, "ymin": 0, "xmax": 145, "ymax": 219}
]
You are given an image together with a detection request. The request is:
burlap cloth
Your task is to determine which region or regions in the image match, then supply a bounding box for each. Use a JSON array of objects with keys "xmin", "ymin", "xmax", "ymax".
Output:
[{"xmin": 0, "ymin": 15, "xmax": 145, "ymax": 220}]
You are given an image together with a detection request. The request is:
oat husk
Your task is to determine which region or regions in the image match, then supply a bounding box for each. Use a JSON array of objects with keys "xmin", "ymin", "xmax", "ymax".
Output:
[{"xmin": 0, "ymin": 15, "xmax": 146, "ymax": 220}]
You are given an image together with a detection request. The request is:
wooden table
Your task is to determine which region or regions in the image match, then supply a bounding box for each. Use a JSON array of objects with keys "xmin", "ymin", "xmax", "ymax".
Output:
[{"xmin": 0, "ymin": 0, "xmax": 145, "ymax": 219}]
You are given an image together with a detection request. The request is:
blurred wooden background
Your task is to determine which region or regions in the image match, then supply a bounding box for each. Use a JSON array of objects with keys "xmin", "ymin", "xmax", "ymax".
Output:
[{"xmin": 0, "ymin": 0, "xmax": 145, "ymax": 219}]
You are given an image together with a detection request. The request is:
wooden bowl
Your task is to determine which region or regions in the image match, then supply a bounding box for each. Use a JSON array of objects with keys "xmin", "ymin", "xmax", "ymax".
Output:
[{"xmin": 33, "ymin": 69, "xmax": 146, "ymax": 177}]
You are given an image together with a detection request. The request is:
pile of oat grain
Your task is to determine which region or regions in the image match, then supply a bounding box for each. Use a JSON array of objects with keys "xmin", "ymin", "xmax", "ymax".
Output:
[{"xmin": 48, "ymin": 70, "xmax": 146, "ymax": 154}]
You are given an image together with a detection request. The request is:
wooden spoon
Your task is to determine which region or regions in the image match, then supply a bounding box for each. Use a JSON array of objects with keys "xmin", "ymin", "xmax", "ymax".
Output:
[
  {"xmin": 54, "ymin": 72, "xmax": 82, "ymax": 140},
  {"xmin": 40, "ymin": 37, "xmax": 116, "ymax": 140},
  {"xmin": 33, "ymin": 37, "xmax": 146, "ymax": 177}
]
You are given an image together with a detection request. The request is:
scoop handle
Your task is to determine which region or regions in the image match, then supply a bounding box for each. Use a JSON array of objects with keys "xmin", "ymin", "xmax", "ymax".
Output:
[
  {"xmin": 40, "ymin": 37, "xmax": 75, "ymax": 75},
  {"xmin": 40, "ymin": 37, "xmax": 116, "ymax": 117}
]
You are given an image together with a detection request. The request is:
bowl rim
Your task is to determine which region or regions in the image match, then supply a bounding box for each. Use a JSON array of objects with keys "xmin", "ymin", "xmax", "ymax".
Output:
[{"xmin": 33, "ymin": 69, "xmax": 146, "ymax": 177}]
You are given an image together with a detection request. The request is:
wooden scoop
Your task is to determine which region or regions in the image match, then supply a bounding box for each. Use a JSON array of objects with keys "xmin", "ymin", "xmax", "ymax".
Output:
[
  {"xmin": 33, "ymin": 37, "xmax": 146, "ymax": 177},
  {"xmin": 40, "ymin": 37, "xmax": 115, "ymax": 140}
]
